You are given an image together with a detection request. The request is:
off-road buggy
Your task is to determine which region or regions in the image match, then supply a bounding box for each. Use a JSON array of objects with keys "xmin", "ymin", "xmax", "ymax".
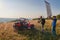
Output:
[{"xmin": 13, "ymin": 18, "xmax": 35, "ymax": 31}]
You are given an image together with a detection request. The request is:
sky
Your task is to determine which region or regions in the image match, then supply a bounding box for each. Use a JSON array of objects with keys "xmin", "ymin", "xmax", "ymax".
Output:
[{"xmin": 0, "ymin": 0, "xmax": 60, "ymax": 18}]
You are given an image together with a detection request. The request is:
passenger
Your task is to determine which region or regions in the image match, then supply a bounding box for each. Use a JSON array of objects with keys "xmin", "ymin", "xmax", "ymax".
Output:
[{"xmin": 28, "ymin": 22, "xmax": 31, "ymax": 29}]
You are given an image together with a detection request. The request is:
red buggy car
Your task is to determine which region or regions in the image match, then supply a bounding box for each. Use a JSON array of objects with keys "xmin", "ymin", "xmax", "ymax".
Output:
[{"xmin": 13, "ymin": 18, "xmax": 34, "ymax": 31}]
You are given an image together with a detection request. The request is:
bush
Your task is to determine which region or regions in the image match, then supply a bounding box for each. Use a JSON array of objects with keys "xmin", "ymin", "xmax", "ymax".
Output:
[{"xmin": 57, "ymin": 14, "xmax": 60, "ymax": 19}]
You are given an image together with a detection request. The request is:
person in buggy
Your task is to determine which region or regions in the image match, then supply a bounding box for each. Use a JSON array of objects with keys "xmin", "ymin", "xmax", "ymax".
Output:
[
  {"xmin": 22, "ymin": 19, "xmax": 29, "ymax": 29},
  {"xmin": 23, "ymin": 19, "xmax": 34, "ymax": 30}
]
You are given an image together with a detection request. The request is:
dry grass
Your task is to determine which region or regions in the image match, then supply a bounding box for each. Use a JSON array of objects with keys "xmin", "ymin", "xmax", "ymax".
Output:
[
  {"xmin": 0, "ymin": 20, "xmax": 60, "ymax": 40},
  {"xmin": 29, "ymin": 20, "xmax": 60, "ymax": 35},
  {"xmin": 0, "ymin": 22, "xmax": 28, "ymax": 40}
]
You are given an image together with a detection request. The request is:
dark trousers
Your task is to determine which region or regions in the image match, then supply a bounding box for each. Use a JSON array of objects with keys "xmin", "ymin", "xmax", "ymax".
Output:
[
  {"xmin": 52, "ymin": 26, "xmax": 56, "ymax": 32},
  {"xmin": 52, "ymin": 26, "xmax": 56, "ymax": 37},
  {"xmin": 41, "ymin": 23, "xmax": 45, "ymax": 31},
  {"xmin": 42, "ymin": 23, "xmax": 45, "ymax": 28}
]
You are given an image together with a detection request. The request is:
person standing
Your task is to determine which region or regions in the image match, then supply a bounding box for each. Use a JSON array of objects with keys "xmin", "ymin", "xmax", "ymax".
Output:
[
  {"xmin": 52, "ymin": 16, "xmax": 57, "ymax": 36},
  {"xmin": 38, "ymin": 16, "xmax": 46, "ymax": 32}
]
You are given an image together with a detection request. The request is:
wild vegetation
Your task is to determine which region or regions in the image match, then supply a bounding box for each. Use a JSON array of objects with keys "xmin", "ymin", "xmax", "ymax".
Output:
[{"xmin": 0, "ymin": 20, "xmax": 60, "ymax": 40}]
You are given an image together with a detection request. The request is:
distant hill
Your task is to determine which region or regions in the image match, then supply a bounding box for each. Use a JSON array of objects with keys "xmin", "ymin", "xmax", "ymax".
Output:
[{"xmin": 32, "ymin": 18, "xmax": 39, "ymax": 20}]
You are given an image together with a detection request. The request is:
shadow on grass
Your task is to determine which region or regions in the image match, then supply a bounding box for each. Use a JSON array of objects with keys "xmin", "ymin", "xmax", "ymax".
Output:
[{"xmin": 17, "ymin": 28, "xmax": 60, "ymax": 40}]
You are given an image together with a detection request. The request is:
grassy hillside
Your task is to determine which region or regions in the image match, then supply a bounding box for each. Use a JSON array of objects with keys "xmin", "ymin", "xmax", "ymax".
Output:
[{"xmin": 0, "ymin": 20, "xmax": 60, "ymax": 40}]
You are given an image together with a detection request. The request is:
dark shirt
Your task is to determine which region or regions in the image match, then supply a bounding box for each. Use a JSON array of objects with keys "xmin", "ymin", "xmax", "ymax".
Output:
[
  {"xmin": 38, "ymin": 18, "xmax": 45, "ymax": 24},
  {"xmin": 41, "ymin": 18, "xmax": 45, "ymax": 24}
]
